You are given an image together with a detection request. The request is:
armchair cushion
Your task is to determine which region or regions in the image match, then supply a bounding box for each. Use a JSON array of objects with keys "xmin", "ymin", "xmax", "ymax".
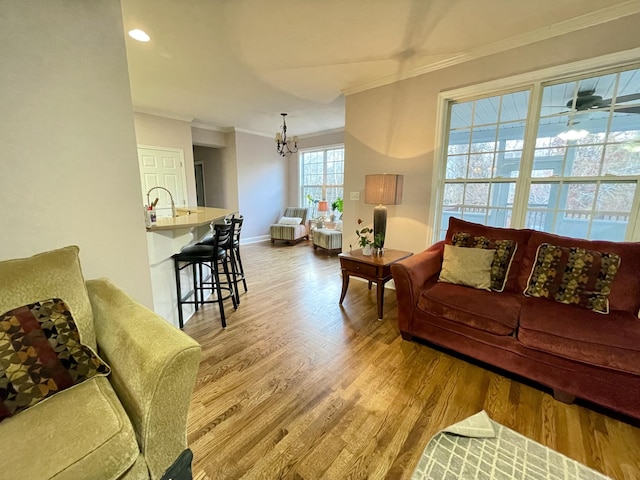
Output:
[
  {"xmin": 0, "ymin": 298, "xmax": 110, "ymax": 421},
  {"xmin": 277, "ymin": 216, "xmax": 303, "ymax": 225},
  {"xmin": 2, "ymin": 376, "xmax": 140, "ymax": 480},
  {"xmin": 0, "ymin": 246, "xmax": 96, "ymax": 350}
]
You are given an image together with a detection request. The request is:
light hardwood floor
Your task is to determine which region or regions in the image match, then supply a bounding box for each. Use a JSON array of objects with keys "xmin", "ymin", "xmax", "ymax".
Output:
[{"xmin": 183, "ymin": 240, "xmax": 640, "ymax": 480}]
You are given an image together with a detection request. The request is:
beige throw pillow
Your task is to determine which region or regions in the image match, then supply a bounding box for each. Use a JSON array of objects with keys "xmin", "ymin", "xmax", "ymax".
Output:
[{"xmin": 439, "ymin": 244, "xmax": 496, "ymax": 291}]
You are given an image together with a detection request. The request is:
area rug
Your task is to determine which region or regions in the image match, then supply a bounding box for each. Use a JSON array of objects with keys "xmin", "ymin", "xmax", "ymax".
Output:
[{"xmin": 412, "ymin": 411, "xmax": 611, "ymax": 480}]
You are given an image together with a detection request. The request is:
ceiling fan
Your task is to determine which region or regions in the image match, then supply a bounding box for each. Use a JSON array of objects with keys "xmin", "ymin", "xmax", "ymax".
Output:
[{"xmin": 565, "ymin": 89, "xmax": 640, "ymax": 114}]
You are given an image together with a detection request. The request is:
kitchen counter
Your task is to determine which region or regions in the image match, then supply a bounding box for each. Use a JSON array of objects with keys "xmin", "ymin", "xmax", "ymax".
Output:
[
  {"xmin": 146, "ymin": 206, "xmax": 235, "ymax": 231},
  {"xmin": 145, "ymin": 206, "xmax": 236, "ymax": 328}
]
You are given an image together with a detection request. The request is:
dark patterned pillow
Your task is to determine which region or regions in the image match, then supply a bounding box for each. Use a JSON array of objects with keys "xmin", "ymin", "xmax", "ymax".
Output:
[
  {"xmin": 524, "ymin": 243, "xmax": 620, "ymax": 314},
  {"xmin": 451, "ymin": 232, "xmax": 517, "ymax": 292},
  {"xmin": 0, "ymin": 298, "xmax": 110, "ymax": 421}
]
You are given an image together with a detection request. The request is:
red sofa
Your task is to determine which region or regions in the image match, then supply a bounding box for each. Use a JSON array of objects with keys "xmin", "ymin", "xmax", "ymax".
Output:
[{"xmin": 391, "ymin": 217, "xmax": 640, "ymax": 420}]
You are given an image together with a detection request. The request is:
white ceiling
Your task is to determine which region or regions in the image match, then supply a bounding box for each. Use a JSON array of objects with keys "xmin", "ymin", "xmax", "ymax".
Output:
[{"xmin": 120, "ymin": 0, "xmax": 640, "ymax": 137}]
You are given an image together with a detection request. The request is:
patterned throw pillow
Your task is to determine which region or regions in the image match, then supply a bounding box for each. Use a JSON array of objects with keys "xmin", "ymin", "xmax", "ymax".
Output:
[
  {"xmin": 451, "ymin": 232, "xmax": 517, "ymax": 292},
  {"xmin": 0, "ymin": 298, "xmax": 110, "ymax": 421},
  {"xmin": 524, "ymin": 243, "xmax": 620, "ymax": 314}
]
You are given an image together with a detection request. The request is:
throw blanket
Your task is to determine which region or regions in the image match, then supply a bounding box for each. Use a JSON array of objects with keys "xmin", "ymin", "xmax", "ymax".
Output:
[{"xmin": 412, "ymin": 411, "xmax": 610, "ymax": 480}]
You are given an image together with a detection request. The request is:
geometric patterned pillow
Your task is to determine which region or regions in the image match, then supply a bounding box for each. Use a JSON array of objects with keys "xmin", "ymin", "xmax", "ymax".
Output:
[
  {"xmin": 0, "ymin": 298, "xmax": 110, "ymax": 422},
  {"xmin": 451, "ymin": 232, "xmax": 518, "ymax": 292},
  {"xmin": 524, "ymin": 243, "xmax": 621, "ymax": 314}
]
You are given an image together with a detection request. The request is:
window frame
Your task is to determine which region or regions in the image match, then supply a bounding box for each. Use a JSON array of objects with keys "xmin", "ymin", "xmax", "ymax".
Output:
[
  {"xmin": 299, "ymin": 144, "xmax": 345, "ymax": 209},
  {"xmin": 431, "ymin": 48, "xmax": 640, "ymax": 243}
]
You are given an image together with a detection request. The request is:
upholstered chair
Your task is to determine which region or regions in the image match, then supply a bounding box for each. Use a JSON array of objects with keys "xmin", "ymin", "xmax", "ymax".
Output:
[{"xmin": 270, "ymin": 207, "xmax": 309, "ymax": 244}]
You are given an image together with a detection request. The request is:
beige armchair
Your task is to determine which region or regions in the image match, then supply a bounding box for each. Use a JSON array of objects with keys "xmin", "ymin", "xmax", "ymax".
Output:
[
  {"xmin": 270, "ymin": 207, "xmax": 310, "ymax": 244},
  {"xmin": 0, "ymin": 246, "xmax": 201, "ymax": 480}
]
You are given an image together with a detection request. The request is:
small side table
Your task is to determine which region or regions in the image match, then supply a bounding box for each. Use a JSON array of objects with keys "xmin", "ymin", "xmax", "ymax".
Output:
[{"xmin": 339, "ymin": 249, "xmax": 412, "ymax": 320}]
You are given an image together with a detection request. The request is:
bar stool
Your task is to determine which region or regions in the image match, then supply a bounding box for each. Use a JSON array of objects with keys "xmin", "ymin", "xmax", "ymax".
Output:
[
  {"xmin": 173, "ymin": 222, "xmax": 237, "ymax": 328},
  {"xmin": 198, "ymin": 221, "xmax": 240, "ymax": 306},
  {"xmin": 231, "ymin": 215, "xmax": 248, "ymax": 297}
]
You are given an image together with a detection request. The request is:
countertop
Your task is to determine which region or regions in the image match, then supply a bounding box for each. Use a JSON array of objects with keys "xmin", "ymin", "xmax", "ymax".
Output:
[{"xmin": 146, "ymin": 207, "xmax": 236, "ymax": 231}]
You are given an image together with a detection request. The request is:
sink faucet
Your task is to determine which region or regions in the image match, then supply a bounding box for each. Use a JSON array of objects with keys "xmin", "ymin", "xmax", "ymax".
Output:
[{"xmin": 146, "ymin": 186, "xmax": 177, "ymax": 217}]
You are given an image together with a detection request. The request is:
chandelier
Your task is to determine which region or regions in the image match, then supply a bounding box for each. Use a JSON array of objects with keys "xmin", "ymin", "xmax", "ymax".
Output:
[{"xmin": 275, "ymin": 113, "xmax": 298, "ymax": 156}]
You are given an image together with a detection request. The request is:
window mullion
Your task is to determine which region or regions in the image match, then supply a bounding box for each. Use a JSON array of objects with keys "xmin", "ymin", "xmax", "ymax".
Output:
[{"xmin": 511, "ymin": 84, "xmax": 540, "ymax": 229}]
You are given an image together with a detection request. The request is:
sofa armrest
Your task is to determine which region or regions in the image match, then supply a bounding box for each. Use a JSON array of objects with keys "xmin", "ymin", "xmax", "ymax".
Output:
[
  {"xmin": 391, "ymin": 241, "xmax": 444, "ymax": 334},
  {"xmin": 86, "ymin": 278, "xmax": 201, "ymax": 480}
]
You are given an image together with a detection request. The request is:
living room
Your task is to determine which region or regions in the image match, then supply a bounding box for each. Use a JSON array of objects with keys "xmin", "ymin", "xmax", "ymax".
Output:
[{"xmin": 2, "ymin": 1, "xmax": 640, "ymax": 479}]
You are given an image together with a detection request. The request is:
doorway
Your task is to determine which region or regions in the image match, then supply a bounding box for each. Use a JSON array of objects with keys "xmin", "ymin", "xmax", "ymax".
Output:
[{"xmin": 194, "ymin": 161, "xmax": 206, "ymax": 206}]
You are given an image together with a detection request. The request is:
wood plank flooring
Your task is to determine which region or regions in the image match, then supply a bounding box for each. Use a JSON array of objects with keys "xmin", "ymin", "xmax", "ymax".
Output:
[{"xmin": 183, "ymin": 240, "xmax": 640, "ymax": 480}]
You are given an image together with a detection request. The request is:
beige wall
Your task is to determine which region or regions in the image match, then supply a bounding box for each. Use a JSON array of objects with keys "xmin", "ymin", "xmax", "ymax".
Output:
[
  {"xmin": 0, "ymin": 0, "xmax": 153, "ymax": 306},
  {"xmin": 133, "ymin": 113, "xmax": 198, "ymax": 205},
  {"xmin": 344, "ymin": 14, "xmax": 640, "ymax": 255},
  {"xmin": 192, "ymin": 126, "xmax": 227, "ymax": 148},
  {"xmin": 235, "ymin": 131, "xmax": 287, "ymax": 239}
]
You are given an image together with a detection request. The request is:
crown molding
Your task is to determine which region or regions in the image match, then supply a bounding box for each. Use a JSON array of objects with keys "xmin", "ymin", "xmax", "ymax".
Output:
[
  {"xmin": 132, "ymin": 106, "xmax": 194, "ymax": 123},
  {"xmin": 343, "ymin": 0, "xmax": 640, "ymax": 96},
  {"xmin": 298, "ymin": 127, "xmax": 345, "ymax": 139},
  {"xmin": 233, "ymin": 127, "xmax": 275, "ymax": 139}
]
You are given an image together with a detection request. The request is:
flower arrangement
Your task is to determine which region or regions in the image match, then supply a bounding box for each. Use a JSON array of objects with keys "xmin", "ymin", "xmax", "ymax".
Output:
[{"xmin": 356, "ymin": 222, "xmax": 372, "ymax": 247}]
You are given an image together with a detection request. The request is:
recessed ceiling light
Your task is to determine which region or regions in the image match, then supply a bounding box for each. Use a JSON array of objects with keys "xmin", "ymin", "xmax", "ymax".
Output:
[{"xmin": 128, "ymin": 29, "xmax": 150, "ymax": 42}]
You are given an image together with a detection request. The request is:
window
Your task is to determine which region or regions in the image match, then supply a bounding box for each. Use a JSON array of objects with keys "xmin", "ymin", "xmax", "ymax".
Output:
[
  {"xmin": 436, "ymin": 65, "xmax": 640, "ymax": 242},
  {"xmin": 300, "ymin": 146, "xmax": 344, "ymax": 212}
]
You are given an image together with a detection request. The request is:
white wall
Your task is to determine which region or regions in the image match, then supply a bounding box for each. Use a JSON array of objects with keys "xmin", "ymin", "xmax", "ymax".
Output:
[
  {"xmin": 344, "ymin": 14, "xmax": 640, "ymax": 255},
  {"xmin": 133, "ymin": 113, "xmax": 198, "ymax": 205},
  {"xmin": 235, "ymin": 131, "xmax": 286, "ymax": 239},
  {"xmin": 0, "ymin": 0, "xmax": 153, "ymax": 307}
]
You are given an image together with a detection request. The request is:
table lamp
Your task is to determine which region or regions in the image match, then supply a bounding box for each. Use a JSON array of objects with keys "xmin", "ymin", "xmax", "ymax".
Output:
[
  {"xmin": 364, "ymin": 174, "xmax": 403, "ymax": 250},
  {"xmin": 317, "ymin": 200, "xmax": 329, "ymax": 228}
]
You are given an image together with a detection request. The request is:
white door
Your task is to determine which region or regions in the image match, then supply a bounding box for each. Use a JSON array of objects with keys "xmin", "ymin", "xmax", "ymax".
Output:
[{"xmin": 138, "ymin": 146, "xmax": 188, "ymax": 217}]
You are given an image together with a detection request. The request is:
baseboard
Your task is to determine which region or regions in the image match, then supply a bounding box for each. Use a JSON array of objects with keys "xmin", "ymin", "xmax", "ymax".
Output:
[{"xmin": 240, "ymin": 235, "xmax": 270, "ymax": 245}]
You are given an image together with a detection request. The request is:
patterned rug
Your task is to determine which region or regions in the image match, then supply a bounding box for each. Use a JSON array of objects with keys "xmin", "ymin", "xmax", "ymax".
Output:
[{"xmin": 412, "ymin": 411, "xmax": 611, "ymax": 480}]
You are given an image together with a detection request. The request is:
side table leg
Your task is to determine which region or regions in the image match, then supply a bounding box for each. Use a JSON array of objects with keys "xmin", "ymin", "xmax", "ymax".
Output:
[
  {"xmin": 339, "ymin": 270, "xmax": 350, "ymax": 304},
  {"xmin": 376, "ymin": 281, "xmax": 385, "ymax": 320}
]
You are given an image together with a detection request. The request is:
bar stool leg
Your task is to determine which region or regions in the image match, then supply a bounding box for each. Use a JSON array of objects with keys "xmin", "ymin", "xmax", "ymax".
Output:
[
  {"xmin": 222, "ymin": 256, "xmax": 238, "ymax": 310},
  {"xmin": 235, "ymin": 245, "xmax": 248, "ymax": 293},
  {"xmin": 174, "ymin": 258, "xmax": 184, "ymax": 329},
  {"xmin": 212, "ymin": 262, "xmax": 226, "ymax": 328},
  {"xmin": 228, "ymin": 250, "xmax": 241, "ymax": 306}
]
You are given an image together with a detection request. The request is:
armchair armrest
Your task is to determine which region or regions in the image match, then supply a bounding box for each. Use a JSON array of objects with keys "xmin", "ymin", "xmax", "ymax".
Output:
[
  {"xmin": 86, "ymin": 278, "xmax": 201, "ymax": 480},
  {"xmin": 391, "ymin": 241, "xmax": 444, "ymax": 334}
]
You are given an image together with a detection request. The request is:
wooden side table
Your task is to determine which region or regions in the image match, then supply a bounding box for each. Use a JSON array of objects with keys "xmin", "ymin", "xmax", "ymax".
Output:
[{"xmin": 339, "ymin": 249, "xmax": 412, "ymax": 320}]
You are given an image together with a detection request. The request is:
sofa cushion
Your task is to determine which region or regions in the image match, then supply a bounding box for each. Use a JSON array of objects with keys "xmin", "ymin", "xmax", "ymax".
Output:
[
  {"xmin": 417, "ymin": 282, "xmax": 521, "ymax": 336},
  {"xmin": 451, "ymin": 232, "xmax": 517, "ymax": 292},
  {"xmin": 518, "ymin": 230, "xmax": 640, "ymax": 315},
  {"xmin": 2, "ymin": 376, "xmax": 140, "ymax": 480},
  {"xmin": 438, "ymin": 244, "xmax": 495, "ymax": 290},
  {"xmin": 0, "ymin": 246, "xmax": 96, "ymax": 350},
  {"xmin": 524, "ymin": 243, "xmax": 620, "ymax": 314},
  {"xmin": 518, "ymin": 297, "xmax": 640, "ymax": 375},
  {"xmin": 0, "ymin": 298, "xmax": 111, "ymax": 422},
  {"xmin": 445, "ymin": 217, "xmax": 532, "ymax": 293}
]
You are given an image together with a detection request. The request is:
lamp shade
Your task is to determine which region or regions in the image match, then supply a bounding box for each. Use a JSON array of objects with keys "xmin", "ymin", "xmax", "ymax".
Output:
[
  {"xmin": 364, "ymin": 174, "xmax": 403, "ymax": 205},
  {"xmin": 317, "ymin": 200, "xmax": 329, "ymax": 212}
]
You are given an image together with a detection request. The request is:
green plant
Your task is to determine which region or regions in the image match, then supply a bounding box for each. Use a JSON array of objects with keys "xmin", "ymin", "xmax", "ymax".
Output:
[
  {"xmin": 305, "ymin": 193, "xmax": 318, "ymax": 205},
  {"xmin": 331, "ymin": 197, "xmax": 343, "ymax": 213},
  {"xmin": 355, "ymin": 218, "xmax": 372, "ymax": 247}
]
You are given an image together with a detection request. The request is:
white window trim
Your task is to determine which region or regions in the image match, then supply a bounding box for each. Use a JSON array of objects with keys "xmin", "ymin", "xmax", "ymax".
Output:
[
  {"xmin": 431, "ymin": 47, "xmax": 640, "ymax": 244},
  {"xmin": 298, "ymin": 143, "xmax": 345, "ymax": 206}
]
